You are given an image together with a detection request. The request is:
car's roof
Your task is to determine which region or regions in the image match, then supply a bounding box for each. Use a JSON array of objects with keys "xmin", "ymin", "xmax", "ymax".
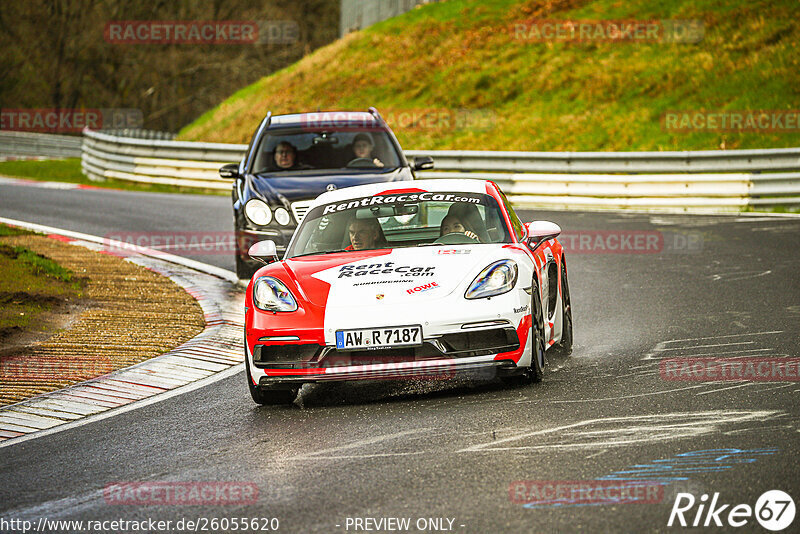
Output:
[
  {"xmin": 313, "ymin": 179, "xmax": 492, "ymax": 206},
  {"xmin": 268, "ymin": 111, "xmax": 382, "ymax": 129}
]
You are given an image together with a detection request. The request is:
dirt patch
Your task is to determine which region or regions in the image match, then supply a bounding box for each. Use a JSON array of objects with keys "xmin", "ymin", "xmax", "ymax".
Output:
[{"xmin": 0, "ymin": 234, "xmax": 206, "ymax": 407}]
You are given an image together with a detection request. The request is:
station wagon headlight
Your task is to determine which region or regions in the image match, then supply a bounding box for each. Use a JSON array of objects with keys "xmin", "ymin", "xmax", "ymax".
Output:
[
  {"xmin": 465, "ymin": 260, "xmax": 518, "ymax": 300},
  {"xmin": 245, "ymin": 199, "xmax": 272, "ymax": 226},
  {"xmin": 253, "ymin": 277, "xmax": 297, "ymax": 312},
  {"xmin": 274, "ymin": 207, "xmax": 291, "ymax": 226}
]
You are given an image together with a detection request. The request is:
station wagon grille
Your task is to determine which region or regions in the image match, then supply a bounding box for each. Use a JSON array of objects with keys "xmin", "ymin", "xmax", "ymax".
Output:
[{"xmin": 291, "ymin": 201, "xmax": 313, "ymax": 223}]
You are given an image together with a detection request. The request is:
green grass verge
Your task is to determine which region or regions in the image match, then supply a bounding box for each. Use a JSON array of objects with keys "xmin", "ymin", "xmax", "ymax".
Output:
[
  {"xmin": 178, "ymin": 0, "xmax": 800, "ymax": 152},
  {"xmin": 0, "ymin": 159, "xmax": 227, "ymax": 196},
  {"xmin": 0, "ymin": 226, "xmax": 85, "ymax": 336}
]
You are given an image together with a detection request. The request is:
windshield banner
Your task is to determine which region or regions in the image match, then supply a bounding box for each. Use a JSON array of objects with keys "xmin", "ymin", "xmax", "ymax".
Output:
[{"xmin": 322, "ymin": 192, "xmax": 482, "ymax": 215}]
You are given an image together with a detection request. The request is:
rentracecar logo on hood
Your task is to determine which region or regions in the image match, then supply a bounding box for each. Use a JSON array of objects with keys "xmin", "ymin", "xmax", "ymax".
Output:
[{"xmin": 337, "ymin": 262, "xmax": 435, "ymax": 278}]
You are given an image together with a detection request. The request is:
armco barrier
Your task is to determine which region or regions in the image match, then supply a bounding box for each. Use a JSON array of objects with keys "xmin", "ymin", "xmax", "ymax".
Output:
[
  {"xmin": 0, "ymin": 131, "xmax": 83, "ymax": 159},
  {"xmin": 80, "ymin": 128, "xmax": 800, "ymax": 211}
]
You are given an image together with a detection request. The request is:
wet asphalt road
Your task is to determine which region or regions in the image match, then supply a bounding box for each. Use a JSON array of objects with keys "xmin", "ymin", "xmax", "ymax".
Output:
[{"xmin": 1, "ymin": 181, "xmax": 799, "ymax": 533}]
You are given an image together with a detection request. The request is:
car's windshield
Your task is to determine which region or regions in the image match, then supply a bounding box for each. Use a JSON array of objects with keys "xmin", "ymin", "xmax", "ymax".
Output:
[
  {"xmin": 286, "ymin": 192, "xmax": 513, "ymax": 257},
  {"xmin": 252, "ymin": 128, "xmax": 402, "ymax": 173}
]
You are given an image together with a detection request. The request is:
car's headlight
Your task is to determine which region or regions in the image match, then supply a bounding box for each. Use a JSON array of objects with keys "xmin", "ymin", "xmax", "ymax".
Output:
[
  {"xmin": 465, "ymin": 260, "xmax": 518, "ymax": 299},
  {"xmin": 253, "ymin": 277, "xmax": 297, "ymax": 312},
  {"xmin": 274, "ymin": 207, "xmax": 291, "ymax": 226},
  {"xmin": 245, "ymin": 199, "xmax": 272, "ymax": 226}
]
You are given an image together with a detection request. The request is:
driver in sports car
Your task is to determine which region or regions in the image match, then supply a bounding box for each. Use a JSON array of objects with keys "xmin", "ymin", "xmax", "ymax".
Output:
[
  {"xmin": 349, "ymin": 133, "xmax": 384, "ymax": 168},
  {"xmin": 440, "ymin": 214, "xmax": 480, "ymax": 242},
  {"xmin": 346, "ymin": 218, "xmax": 388, "ymax": 250}
]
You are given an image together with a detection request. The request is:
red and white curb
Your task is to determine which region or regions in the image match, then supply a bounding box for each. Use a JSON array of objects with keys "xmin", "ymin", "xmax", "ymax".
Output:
[
  {"xmin": 0, "ymin": 218, "xmax": 245, "ymax": 448},
  {"xmin": 0, "ymin": 175, "xmax": 103, "ymax": 190}
]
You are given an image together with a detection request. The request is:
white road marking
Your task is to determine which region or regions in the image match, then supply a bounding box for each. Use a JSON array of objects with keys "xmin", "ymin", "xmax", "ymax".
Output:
[
  {"xmin": 627, "ymin": 362, "xmax": 661, "ymax": 370},
  {"xmin": 458, "ymin": 411, "xmax": 778, "ymax": 453},
  {"xmin": 659, "ymin": 341, "xmax": 755, "ymax": 351},
  {"xmin": 585, "ymin": 449, "xmax": 608, "ymax": 459},
  {"xmin": 709, "ymin": 270, "xmax": 771, "ymax": 281},
  {"xmin": 660, "ymin": 331, "xmax": 783, "ymax": 344},
  {"xmin": 694, "ymin": 382, "xmax": 756, "ymax": 396},
  {"xmin": 550, "ymin": 384, "xmax": 710, "ymax": 403},
  {"xmin": 294, "ymin": 428, "xmax": 432, "ymax": 460},
  {"xmin": 680, "ymin": 348, "xmax": 775, "ymax": 357}
]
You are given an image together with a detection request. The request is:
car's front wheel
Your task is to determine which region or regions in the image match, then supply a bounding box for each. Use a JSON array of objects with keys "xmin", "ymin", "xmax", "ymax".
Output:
[
  {"xmin": 501, "ymin": 279, "xmax": 545, "ymax": 385},
  {"xmin": 245, "ymin": 357, "xmax": 298, "ymax": 405}
]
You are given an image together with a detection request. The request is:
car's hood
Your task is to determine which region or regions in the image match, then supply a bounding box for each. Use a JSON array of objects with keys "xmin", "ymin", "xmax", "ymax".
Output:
[
  {"xmin": 249, "ymin": 167, "xmax": 409, "ymax": 203},
  {"xmin": 281, "ymin": 245, "xmax": 509, "ymax": 308}
]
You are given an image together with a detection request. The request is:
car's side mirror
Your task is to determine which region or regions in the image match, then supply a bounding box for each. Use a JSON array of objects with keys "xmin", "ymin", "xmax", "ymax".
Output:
[
  {"xmin": 248, "ymin": 240, "xmax": 279, "ymax": 265},
  {"xmin": 524, "ymin": 221, "xmax": 561, "ymax": 251},
  {"xmin": 412, "ymin": 156, "xmax": 434, "ymax": 171},
  {"xmin": 219, "ymin": 163, "xmax": 240, "ymax": 179}
]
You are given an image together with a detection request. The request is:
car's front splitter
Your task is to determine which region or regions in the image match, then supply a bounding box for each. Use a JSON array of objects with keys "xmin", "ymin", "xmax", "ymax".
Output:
[{"xmin": 254, "ymin": 354, "xmax": 516, "ymax": 385}]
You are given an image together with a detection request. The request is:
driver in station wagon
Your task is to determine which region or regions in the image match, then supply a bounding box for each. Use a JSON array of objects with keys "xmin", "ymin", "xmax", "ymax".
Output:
[{"xmin": 350, "ymin": 133, "xmax": 384, "ymax": 168}]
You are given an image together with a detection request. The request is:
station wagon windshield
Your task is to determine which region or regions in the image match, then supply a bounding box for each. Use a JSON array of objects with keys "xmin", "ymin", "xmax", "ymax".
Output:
[{"xmin": 252, "ymin": 128, "xmax": 402, "ymax": 173}]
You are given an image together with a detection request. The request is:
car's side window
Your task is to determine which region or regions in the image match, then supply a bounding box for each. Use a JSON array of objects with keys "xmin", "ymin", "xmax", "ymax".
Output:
[{"xmin": 499, "ymin": 190, "xmax": 524, "ymax": 241}]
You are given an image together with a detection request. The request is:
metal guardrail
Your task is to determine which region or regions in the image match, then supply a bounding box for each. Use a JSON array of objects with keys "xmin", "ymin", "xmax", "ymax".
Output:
[
  {"xmin": 81, "ymin": 129, "xmax": 245, "ymax": 190},
  {"xmin": 0, "ymin": 131, "xmax": 83, "ymax": 159},
  {"xmin": 80, "ymin": 128, "xmax": 800, "ymax": 211}
]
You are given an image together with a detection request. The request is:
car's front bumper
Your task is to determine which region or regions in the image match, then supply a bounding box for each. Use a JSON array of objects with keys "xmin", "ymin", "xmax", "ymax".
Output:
[
  {"xmin": 253, "ymin": 353, "xmax": 517, "ymax": 385},
  {"xmin": 245, "ymin": 317, "xmax": 532, "ymax": 386}
]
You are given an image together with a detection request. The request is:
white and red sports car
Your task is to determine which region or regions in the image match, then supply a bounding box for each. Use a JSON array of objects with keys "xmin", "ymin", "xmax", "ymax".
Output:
[{"xmin": 243, "ymin": 179, "xmax": 572, "ymax": 404}]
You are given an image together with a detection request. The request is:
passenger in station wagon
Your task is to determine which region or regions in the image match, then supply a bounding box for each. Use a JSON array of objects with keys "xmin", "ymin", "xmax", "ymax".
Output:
[{"xmin": 274, "ymin": 141, "xmax": 311, "ymax": 170}]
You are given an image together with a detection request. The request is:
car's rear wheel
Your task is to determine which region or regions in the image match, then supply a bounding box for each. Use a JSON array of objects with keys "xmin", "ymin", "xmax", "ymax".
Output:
[
  {"xmin": 551, "ymin": 258, "xmax": 573, "ymax": 355},
  {"xmin": 245, "ymin": 354, "xmax": 298, "ymax": 405},
  {"xmin": 501, "ymin": 279, "xmax": 545, "ymax": 385}
]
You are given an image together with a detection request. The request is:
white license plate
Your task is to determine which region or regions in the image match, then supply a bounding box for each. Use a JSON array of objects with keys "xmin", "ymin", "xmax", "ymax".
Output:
[{"xmin": 335, "ymin": 325, "xmax": 422, "ymax": 350}]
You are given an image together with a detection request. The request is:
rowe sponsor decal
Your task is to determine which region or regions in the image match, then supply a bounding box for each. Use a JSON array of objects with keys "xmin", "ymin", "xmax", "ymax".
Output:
[
  {"xmin": 322, "ymin": 192, "xmax": 482, "ymax": 215},
  {"xmin": 338, "ymin": 262, "xmax": 435, "ymax": 279},
  {"xmin": 407, "ymin": 282, "xmax": 439, "ymax": 295}
]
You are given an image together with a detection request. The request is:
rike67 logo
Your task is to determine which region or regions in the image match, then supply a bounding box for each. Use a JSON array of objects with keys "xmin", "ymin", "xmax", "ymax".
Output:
[{"xmin": 668, "ymin": 490, "xmax": 795, "ymax": 531}]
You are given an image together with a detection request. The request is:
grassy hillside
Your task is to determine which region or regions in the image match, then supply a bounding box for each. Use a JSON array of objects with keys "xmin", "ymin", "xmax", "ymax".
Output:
[{"xmin": 178, "ymin": 0, "xmax": 800, "ymax": 151}]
